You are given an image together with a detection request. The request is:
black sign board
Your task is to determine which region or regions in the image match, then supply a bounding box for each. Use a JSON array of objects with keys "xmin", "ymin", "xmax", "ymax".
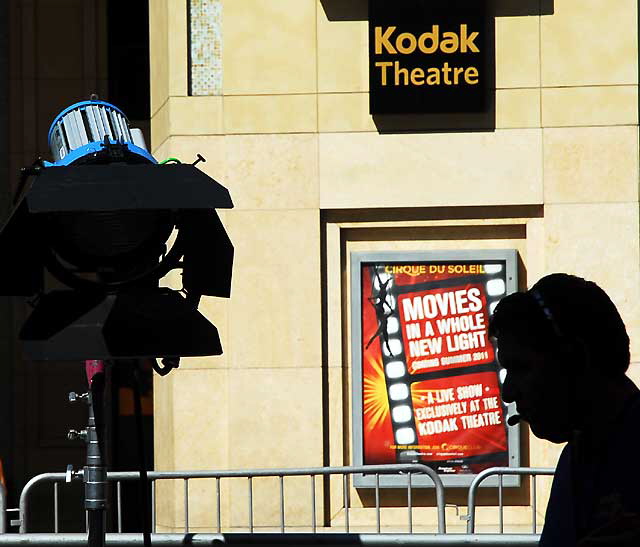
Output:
[{"xmin": 369, "ymin": 0, "xmax": 489, "ymax": 115}]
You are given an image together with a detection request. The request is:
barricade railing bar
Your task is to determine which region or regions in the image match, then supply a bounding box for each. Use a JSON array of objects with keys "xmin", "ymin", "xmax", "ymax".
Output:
[
  {"xmin": 0, "ymin": 533, "xmax": 541, "ymax": 546},
  {"xmin": 465, "ymin": 467, "xmax": 555, "ymax": 534},
  {"xmin": 0, "ymin": 483, "xmax": 6, "ymax": 533},
  {"xmin": 16, "ymin": 464, "xmax": 447, "ymax": 535}
]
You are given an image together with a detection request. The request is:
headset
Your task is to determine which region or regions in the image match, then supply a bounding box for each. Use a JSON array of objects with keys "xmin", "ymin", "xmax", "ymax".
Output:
[{"xmin": 506, "ymin": 287, "xmax": 587, "ymax": 426}]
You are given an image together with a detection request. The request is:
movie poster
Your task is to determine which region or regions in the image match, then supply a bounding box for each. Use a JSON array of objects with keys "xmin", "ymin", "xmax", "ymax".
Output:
[{"xmin": 359, "ymin": 257, "xmax": 512, "ymax": 476}]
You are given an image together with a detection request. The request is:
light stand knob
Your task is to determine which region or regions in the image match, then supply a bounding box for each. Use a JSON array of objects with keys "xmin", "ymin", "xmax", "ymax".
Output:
[
  {"xmin": 68, "ymin": 392, "xmax": 89, "ymax": 403},
  {"xmin": 68, "ymin": 429, "xmax": 88, "ymax": 441}
]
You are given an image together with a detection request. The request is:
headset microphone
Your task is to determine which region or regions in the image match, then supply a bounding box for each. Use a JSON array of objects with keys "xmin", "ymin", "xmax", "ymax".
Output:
[{"xmin": 507, "ymin": 414, "xmax": 521, "ymax": 426}]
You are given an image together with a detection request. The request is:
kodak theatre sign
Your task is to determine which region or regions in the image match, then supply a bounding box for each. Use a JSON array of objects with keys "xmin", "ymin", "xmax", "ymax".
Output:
[{"xmin": 369, "ymin": 1, "xmax": 488, "ymax": 115}]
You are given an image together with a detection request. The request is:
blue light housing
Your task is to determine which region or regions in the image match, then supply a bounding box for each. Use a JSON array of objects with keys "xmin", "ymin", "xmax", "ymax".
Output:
[{"xmin": 46, "ymin": 99, "xmax": 155, "ymax": 166}]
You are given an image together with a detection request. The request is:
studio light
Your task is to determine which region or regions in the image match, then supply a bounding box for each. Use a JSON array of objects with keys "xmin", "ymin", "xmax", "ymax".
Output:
[{"xmin": 0, "ymin": 98, "xmax": 234, "ymax": 363}]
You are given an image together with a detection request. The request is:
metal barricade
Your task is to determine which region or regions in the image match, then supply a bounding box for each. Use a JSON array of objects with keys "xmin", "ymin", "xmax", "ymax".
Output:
[
  {"xmin": 17, "ymin": 464, "xmax": 446, "ymax": 535},
  {"xmin": 0, "ymin": 533, "xmax": 541, "ymax": 546},
  {"xmin": 465, "ymin": 467, "xmax": 555, "ymax": 534}
]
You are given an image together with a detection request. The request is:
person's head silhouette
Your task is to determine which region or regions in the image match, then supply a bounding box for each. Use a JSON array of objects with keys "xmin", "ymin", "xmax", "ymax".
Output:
[{"xmin": 489, "ymin": 273, "xmax": 631, "ymax": 443}]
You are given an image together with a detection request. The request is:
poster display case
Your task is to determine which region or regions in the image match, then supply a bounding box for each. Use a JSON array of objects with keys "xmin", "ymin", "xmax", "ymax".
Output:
[{"xmin": 351, "ymin": 250, "xmax": 520, "ymax": 488}]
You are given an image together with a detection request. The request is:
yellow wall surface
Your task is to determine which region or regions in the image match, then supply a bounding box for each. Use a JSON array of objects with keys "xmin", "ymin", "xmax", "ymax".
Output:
[{"xmin": 150, "ymin": 0, "xmax": 640, "ymax": 533}]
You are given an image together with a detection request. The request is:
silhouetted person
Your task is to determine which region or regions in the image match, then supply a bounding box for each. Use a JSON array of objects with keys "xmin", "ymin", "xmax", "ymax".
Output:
[
  {"xmin": 489, "ymin": 273, "xmax": 640, "ymax": 546},
  {"xmin": 366, "ymin": 270, "xmax": 394, "ymax": 355}
]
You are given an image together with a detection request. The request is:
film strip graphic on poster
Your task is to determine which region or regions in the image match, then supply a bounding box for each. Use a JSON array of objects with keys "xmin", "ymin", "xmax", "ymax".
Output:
[{"xmin": 351, "ymin": 250, "xmax": 520, "ymax": 488}]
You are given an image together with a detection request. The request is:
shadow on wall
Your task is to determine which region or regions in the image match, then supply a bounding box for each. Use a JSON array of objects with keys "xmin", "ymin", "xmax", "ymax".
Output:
[
  {"xmin": 318, "ymin": 0, "xmax": 554, "ymax": 134},
  {"xmin": 319, "ymin": 0, "xmax": 554, "ymax": 21}
]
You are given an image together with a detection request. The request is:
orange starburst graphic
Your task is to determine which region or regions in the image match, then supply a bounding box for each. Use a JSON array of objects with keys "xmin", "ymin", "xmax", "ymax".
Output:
[{"xmin": 363, "ymin": 357, "xmax": 390, "ymax": 433}]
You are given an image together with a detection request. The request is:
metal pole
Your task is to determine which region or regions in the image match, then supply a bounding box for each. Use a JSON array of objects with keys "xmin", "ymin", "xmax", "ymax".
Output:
[
  {"xmin": 279, "ymin": 476, "xmax": 285, "ymax": 533},
  {"xmin": 407, "ymin": 473, "xmax": 412, "ymax": 534},
  {"xmin": 375, "ymin": 474, "xmax": 380, "ymax": 534},
  {"xmin": 152, "ymin": 482, "xmax": 157, "ymax": 534},
  {"xmin": 216, "ymin": 478, "xmax": 221, "ymax": 533},
  {"xmin": 531, "ymin": 476, "xmax": 537, "ymax": 534},
  {"xmin": 498, "ymin": 474, "xmax": 503, "ymax": 534},
  {"xmin": 132, "ymin": 364, "xmax": 152, "ymax": 547},
  {"xmin": 343, "ymin": 474, "xmax": 349, "ymax": 532},
  {"xmin": 86, "ymin": 375, "xmax": 107, "ymax": 547},
  {"xmin": 248, "ymin": 478, "xmax": 253, "ymax": 533},
  {"xmin": 0, "ymin": 482, "xmax": 6, "ymax": 533},
  {"xmin": 310, "ymin": 475, "xmax": 316, "ymax": 533},
  {"xmin": 53, "ymin": 483, "xmax": 59, "ymax": 533},
  {"xmin": 117, "ymin": 483, "xmax": 122, "ymax": 533},
  {"xmin": 184, "ymin": 480, "xmax": 189, "ymax": 534}
]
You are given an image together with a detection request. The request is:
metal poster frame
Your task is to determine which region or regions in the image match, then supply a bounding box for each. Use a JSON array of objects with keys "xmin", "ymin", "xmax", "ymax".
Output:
[{"xmin": 351, "ymin": 250, "xmax": 520, "ymax": 488}]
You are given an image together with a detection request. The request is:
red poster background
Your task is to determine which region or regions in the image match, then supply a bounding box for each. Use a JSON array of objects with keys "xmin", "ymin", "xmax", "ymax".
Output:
[
  {"xmin": 409, "ymin": 372, "xmax": 507, "ymax": 460},
  {"xmin": 361, "ymin": 262, "xmax": 508, "ymax": 470},
  {"xmin": 362, "ymin": 269, "xmax": 397, "ymax": 464},
  {"xmin": 398, "ymin": 283, "xmax": 494, "ymax": 375}
]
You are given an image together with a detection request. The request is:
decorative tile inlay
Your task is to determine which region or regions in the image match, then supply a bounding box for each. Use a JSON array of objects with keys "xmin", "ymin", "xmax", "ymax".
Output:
[{"xmin": 190, "ymin": 0, "xmax": 222, "ymax": 96}]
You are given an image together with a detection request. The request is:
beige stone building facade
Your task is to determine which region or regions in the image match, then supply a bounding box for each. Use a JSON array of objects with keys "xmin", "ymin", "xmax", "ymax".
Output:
[{"xmin": 149, "ymin": 0, "xmax": 640, "ymax": 534}]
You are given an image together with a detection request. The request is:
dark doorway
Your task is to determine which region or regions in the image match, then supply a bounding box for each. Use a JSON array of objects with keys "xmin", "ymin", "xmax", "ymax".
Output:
[
  {"xmin": 1, "ymin": 0, "xmax": 153, "ymax": 533},
  {"xmin": 107, "ymin": 0, "xmax": 150, "ymax": 122}
]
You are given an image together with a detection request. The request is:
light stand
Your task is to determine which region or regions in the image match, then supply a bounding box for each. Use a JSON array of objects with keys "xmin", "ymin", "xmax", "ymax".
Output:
[
  {"xmin": 70, "ymin": 360, "xmax": 152, "ymax": 547},
  {"xmin": 132, "ymin": 363, "xmax": 152, "ymax": 547},
  {"xmin": 0, "ymin": 98, "xmax": 233, "ymax": 543},
  {"xmin": 85, "ymin": 363, "xmax": 107, "ymax": 547},
  {"xmin": 69, "ymin": 362, "xmax": 108, "ymax": 547}
]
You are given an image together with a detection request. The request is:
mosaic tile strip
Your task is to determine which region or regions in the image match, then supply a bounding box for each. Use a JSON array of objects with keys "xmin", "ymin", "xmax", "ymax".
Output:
[{"xmin": 190, "ymin": 0, "xmax": 222, "ymax": 96}]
